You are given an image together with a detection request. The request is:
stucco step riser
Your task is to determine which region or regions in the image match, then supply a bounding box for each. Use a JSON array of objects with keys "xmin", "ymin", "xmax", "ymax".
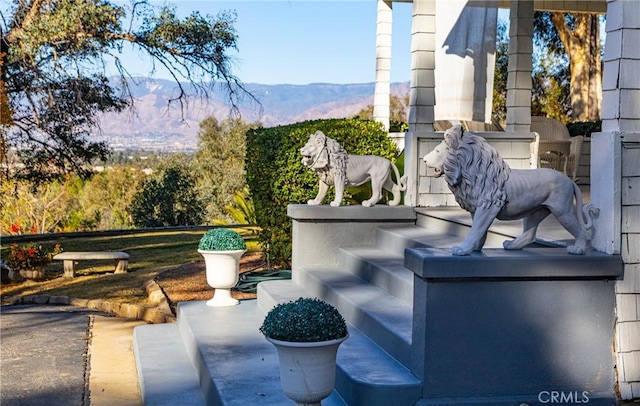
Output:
[
  {"xmin": 415, "ymin": 213, "xmax": 522, "ymax": 248},
  {"xmin": 415, "ymin": 212, "xmax": 469, "ymax": 234},
  {"xmin": 337, "ymin": 248, "xmax": 413, "ymax": 304},
  {"xmin": 297, "ymin": 269, "xmax": 413, "ymax": 367},
  {"xmin": 375, "ymin": 227, "xmax": 432, "ymax": 257},
  {"xmin": 376, "ymin": 225, "xmax": 468, "ymax": 257},
  {"xmin": 133, "ymin": 324, "xmax": 207, "ymax": 405}
]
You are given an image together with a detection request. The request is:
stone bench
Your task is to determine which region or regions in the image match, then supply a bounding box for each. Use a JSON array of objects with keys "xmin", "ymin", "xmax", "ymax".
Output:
[{"xmin": 53, "ymin": 252, "xmax": 129, "ymax": 278}]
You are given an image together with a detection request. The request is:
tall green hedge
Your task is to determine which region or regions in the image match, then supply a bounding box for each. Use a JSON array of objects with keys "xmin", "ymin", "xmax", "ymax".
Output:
[{"xmin": 245, "ymin": 119, "xmax": 400, "ymax": 267}]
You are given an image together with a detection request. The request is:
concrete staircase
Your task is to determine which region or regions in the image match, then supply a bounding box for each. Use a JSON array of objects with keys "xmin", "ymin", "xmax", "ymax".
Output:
[{"xmin": 132, "ymin": 207, "xmax": 565, "ymax": 405}]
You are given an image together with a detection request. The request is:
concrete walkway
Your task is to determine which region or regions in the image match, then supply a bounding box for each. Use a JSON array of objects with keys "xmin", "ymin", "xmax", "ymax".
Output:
[
  {"xmin": 89, "ymin": 315, "xmax": 145, "ymax": 406},
  {"xmin": 1, "ymin": 305, "xmax": 145, "ymax": 406}
]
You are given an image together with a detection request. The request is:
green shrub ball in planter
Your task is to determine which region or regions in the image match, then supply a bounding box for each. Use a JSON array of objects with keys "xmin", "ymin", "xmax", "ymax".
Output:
[
  {"xmin": 260, "ymin": 297, "xmax": 347, "ymax": 342},
  {"xmin": 260, "ymin": 298, "xmax": 348, "ymax": 405},
  {"xmin": 198, "ymin": 228, "xmax": 247, "ymax": 307},
  {"xmin": 198, "ymin": 228, "xmax": 247, "ymax": 251}
]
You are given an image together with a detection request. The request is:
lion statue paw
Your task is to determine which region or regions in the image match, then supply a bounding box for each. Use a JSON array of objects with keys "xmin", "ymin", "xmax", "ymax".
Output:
[
  {"xmin": 451, "ymin": 245, "xmax": 473, "ymax": 256},
  {"xmin": 567, "ymin": 245, "xmax": 586, "ymax": 255}
]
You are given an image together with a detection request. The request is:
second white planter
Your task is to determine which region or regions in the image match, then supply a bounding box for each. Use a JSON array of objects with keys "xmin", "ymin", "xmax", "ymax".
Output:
[
  {"xmin": 266, "ymin": 335, "xmax": 348, "ymax": 406},
  {"xmin": 198, "ymin": 249, "xmax": 246, "ymax": 307}
]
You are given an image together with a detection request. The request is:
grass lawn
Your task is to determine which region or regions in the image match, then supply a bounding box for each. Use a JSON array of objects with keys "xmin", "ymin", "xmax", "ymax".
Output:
[{"xmin": 0, "ymin": 228, "xmax": 261, "ymax": 306}]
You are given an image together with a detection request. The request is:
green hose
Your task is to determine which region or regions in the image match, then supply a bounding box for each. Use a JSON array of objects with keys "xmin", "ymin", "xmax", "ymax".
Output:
[{"xmin": 233, "ymin": 269, "xmax": 292, "ymax": 293}]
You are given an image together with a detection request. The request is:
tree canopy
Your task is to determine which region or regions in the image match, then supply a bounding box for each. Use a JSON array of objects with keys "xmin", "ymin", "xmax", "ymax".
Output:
[
  {"xmin": 130, "ymin": 157, "xmax": 204, "ymax": 228},
  {"xmin": 194, "ymin": 116, "xmax": 255, "ymax": 224},
  {"xmin": 491, "ymin": 19, "xmax": 508, "ymax": 127},
  {"xmin": 1, "ymin": 0, "xmax": 251, "ymax": 183},
  {"xmin": 353, "ymin": 94, "xmax": 409, "ymax": 132},
  {"xmin": 533, "ymin": 11, "xmax": 602, "ymax": 121}
]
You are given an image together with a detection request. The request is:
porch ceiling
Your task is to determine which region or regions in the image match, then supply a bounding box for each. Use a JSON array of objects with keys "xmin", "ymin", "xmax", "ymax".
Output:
[{"xmin": 393, "ymin": 0, "xmax": 607, "ymax": 14}]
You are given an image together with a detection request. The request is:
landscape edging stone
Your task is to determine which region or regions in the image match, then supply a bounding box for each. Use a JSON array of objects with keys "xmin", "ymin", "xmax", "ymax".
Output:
[{"xmin": 5, "ymin": 278, "xmax": 175, "ymax": 324}]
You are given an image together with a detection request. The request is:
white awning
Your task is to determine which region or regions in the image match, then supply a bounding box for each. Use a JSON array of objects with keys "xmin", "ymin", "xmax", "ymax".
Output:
[{"xmin": 435, "ymin": 1, "xmax": 498, "ymax": 123}]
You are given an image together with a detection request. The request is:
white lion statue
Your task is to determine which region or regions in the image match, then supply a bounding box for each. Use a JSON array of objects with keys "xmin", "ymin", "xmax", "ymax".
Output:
[
  {"xmin": 300, "ymin": 130, "xmax": 406, "ymax": 207},
  {"xmin": 423, "ymin": 125, "xmax": 598, "ymax": 256}
]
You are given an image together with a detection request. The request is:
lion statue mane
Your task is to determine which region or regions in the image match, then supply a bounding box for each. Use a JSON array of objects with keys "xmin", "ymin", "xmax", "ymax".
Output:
[
  {"xmin": 423, "ymin": 125, "xmax": 598, "ymax": 256},
  {"xmin": 300, "ymin": 130, "xmax": 406, "ymax": 207}
]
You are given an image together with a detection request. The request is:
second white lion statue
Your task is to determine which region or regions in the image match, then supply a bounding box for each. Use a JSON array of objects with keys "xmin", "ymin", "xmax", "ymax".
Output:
[
  {"xmin": 300, "ymin": 130, "xmax": 406, "ymax": 207},
  {"xmin": 423, "ymin": 125, "xmax": 598, "ymax": 256}
]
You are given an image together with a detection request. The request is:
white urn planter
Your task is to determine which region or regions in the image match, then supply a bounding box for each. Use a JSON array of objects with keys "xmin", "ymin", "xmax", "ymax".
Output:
[
  {"xmin": 267, "ymin": 335, "xmax": 348, "ymax": 406},
  {"xmin": 198, "ymin": 249, "xmax": 245, "ymax": 307},
  {"xmin": 260, "ymin": 298, "xmax": 349, "ymax": 405}
]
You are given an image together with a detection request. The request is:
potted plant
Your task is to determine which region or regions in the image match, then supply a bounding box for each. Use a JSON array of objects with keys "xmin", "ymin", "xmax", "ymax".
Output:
[
  {"xmin": 6, "ymin": 243, "xmax": 63, "ymax": 281},
  {"xmin": 198, "ymin": 228, "xmax": 247, "ymax": 307},
  {"xmin": 260, "ymin": 297, "xmax": 349, "ymax": 406}
]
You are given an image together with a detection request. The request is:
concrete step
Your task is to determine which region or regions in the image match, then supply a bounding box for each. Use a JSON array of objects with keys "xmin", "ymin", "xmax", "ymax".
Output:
[
  {"xmin": 336, "ymin": 325, "xmax": 421, "ymax": 405},
  {"xmin": 415, "ymin": 207, "xmax": 553, "ymax": 248},
  {"xmin": 376, "ymin": 224, "xmax": 467, "ymax": 256},
  {"xmin": 258, "ymin": 280, "xmax": 421, "ymax": 405},
  {"xmin": 414, "ymin": 208, "xmax": 480, "ymax": 240},
  {"xmin": 337, "ymin": 218, "xmax": 507, "ymax": 305},
  {"xmin": 338, "ymin": 247, "xmax": 413, "ymax": 304},
  {"xmin": 296, "ymin": 268, "xmax": 414, "ymax": 367},
  {"xmin": 137, "ymin": 300, "xmax": 348, "ymax": 405},
  {"xmin": 133, "ymin": 323, "xmax": 206, "ymax": 406},
  {"xmin": 175, "ymin": 300, "xmax": 297, "ymax": 405}
]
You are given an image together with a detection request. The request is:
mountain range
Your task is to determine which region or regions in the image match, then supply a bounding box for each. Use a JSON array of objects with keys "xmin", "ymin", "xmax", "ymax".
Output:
[{"xmin": 96, "ymin": 78, "xmax": 410, "ymax": 151}]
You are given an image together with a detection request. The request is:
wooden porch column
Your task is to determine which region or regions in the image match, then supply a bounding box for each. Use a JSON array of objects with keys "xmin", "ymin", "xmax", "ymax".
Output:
[
  {"xmin": 373, "ymin": 0, "xmax": 393, "ymax": 131},
  {"xmin": 408, "ymin": 0, "xmax": 435, "ymax": 133},
  {"xmin": 597, "ymin": 0, "xmax": 640, "ymax": 399},
  {"xmin": 405, "ymin": 0, "xmax": 436, "ymax": 206},
  {"xmin": 505, "ymin": 0, "xmax": 533, "ymax": 132}
]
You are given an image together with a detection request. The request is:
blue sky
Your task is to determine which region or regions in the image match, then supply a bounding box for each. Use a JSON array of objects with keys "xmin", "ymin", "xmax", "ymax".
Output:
[
  {"xmin": 119, "ymin": 0, "xmax": 415, "ymax": 85},
  {"xmin": 1, "ymin": 0, "xmax": 512, "ymax": 86}
]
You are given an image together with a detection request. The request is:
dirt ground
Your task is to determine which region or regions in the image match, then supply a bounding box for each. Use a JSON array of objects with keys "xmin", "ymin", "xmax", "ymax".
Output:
[{"xmin": 155, "ymin": 252, "xmax": 268, "ymax": 313}]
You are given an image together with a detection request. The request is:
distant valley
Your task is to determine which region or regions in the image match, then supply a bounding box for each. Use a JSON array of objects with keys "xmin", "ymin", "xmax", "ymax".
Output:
[{"xmin": 96, "ymin": 78, "xmax": 410, "ymax": 151}]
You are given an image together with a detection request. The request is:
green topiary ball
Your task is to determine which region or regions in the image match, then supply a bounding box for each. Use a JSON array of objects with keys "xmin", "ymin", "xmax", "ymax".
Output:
[
  {"xmin": 260, "ymin": 297, "xmax": 348, "ymax": 342},
  {"xmin": 198, "ymin": 228, "xmax": 247, "ymax": 251}
]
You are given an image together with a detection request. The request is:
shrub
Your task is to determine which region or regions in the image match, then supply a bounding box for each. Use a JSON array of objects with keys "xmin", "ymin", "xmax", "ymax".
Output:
[
  {"xmin": 566, "ymin": 120, "xmax": 601, "ymax": 137},
  {"xmin": 245, "ymin": 118, "xmax": 400, "ymax": 267},
  {"xmin": 259, "ymin": 297, "xmax": 347, "ymax": 342},
  {"xmin": 198, "ymin": 228, "xmax": 246, "ymax": 251},
  {"xmin": 130, "ymin": 161, "xmax": 204, "ymax": 228},
  {"xmin": 6, "ymin": 243, "xmax": 63, "ymax": 270}
]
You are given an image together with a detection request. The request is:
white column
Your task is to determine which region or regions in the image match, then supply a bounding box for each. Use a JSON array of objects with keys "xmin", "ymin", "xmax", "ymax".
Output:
[
  {"xmin": 408, "ymin": 0, "xmax": 436, "ymax": 133},
  {"xmin": 505, "ymin": 0, "xmax": 533, "ymax": 133},
  {"xmin": 598, "ymin": 0, "xmax": 640, "ymax": 399},
  {"xmin": 405, "ymin": 0, "xmax": 436, "ymax": 206},
  {"xmin": 373, "ymin": 0, "xmax": 392, "ymax": 131}
]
